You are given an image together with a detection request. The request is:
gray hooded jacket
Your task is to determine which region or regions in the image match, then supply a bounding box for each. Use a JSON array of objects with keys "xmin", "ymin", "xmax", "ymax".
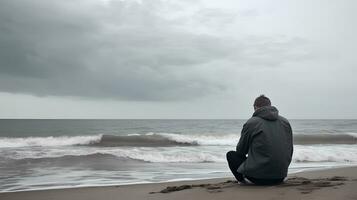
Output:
[{"xmin": 237, "ymin": 106, "xmax": 293, "ymax": 179}]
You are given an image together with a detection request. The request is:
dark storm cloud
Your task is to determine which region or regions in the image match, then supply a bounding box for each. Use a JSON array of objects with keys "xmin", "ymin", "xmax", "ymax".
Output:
[{"xmin": 0, "ymin": 0, "xmax": 311, "ymax": 101}]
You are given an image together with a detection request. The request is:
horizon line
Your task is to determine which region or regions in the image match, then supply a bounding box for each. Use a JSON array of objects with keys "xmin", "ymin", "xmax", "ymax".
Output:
[{"xmin": 0, "ymin": 118, "xmax": 356, "ymax": 120}]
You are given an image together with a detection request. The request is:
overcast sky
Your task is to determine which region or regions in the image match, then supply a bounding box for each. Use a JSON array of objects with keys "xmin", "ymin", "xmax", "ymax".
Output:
[{"xmin": 0, "ymin": 0, "xmax": 356, "ymax": 119}]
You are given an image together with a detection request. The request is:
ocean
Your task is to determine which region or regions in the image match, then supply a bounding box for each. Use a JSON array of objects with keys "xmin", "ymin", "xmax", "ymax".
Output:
[{"xmin": 0, "ymin": 119, "xmax": 356, "ymax": 192}]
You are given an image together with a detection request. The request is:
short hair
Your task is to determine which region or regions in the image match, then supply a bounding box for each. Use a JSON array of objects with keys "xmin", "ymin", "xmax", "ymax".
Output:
[{"xmin": 254, "ymin": 95, "xmax": 271, "ymax": 108}]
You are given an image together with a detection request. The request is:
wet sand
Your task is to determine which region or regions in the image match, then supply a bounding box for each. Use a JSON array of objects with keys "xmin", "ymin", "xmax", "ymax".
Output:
[{"xmin": 1, "ymin": 166, "xmax": 357, "ymax": 200}]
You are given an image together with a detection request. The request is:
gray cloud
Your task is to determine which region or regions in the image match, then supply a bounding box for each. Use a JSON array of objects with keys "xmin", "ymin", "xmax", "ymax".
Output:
[{"xmin": 0, "ymin": 0, "xmax": 312, "ymax": 101}]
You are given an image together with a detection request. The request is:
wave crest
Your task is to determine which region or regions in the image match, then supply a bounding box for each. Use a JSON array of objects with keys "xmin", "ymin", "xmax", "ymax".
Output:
[
  {"xmin": 90, "ymin": 134, "xmax": 197, "ymax": 147},
  {"xmin": 0, "ymin": 135, "xmax": 102, "ymax": 148},
  {"xmin": 0, "ymin": 132, "xmax": 356, "ymax": 148}
]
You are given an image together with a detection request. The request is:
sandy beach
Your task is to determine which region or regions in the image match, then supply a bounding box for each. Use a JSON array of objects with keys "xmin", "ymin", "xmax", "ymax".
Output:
[{"xmin": 1, "ymin": 166, "xmax": 356, "ymax": 200}]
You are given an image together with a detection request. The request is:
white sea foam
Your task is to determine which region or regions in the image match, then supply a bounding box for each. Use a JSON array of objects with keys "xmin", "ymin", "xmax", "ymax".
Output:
[
  {"xmin": 293, "ymin": 145, "xmax": 357, "ymax": 163},
  {"xmin": 86, "ymin": 145, "xmax": 357, "ymax": 163},
  {"xmin": 0, "ymin": 133, "xmax": 240, "ymax": 148},
  {"xmin": 0, "ymin": 135, "xmax": 102, "ymax": 148},
  {"xmin": 149, "ymin": 132, "xmax": 239, "ymax": 146},
  {"xmin": 147, "ymin": 132, "xmax": 356, "ymax": 146},
  {"xmin": 346, "ymin": 132, "xmax": 357, "ymax": 138},
  {"xmin": 3, "ymin": 143, "xmax": 357, "ymax": 164},
  {"xmin": 2, "ymin": 146, "xmax": 226, "ymax": 163},
  {"xmin": 0, "ymin": 132, "xmax": 356, "ymax": 148},
  {"xmin": 109, "ymin": 147, "xmax": 225, "ymax": 163}
]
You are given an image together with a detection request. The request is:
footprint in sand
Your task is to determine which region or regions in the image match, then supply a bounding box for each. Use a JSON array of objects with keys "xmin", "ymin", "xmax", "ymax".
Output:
[
  {"xmin": 149, "ymin": 180, "xmax": 237, "ymax": 194},
  {"xmin": 279, "ymin": 176, "xmax": 348, "ymax": 194},
  {"xmin": 150, "ymin": 176, "xmax": 349, "ymax": 194}
]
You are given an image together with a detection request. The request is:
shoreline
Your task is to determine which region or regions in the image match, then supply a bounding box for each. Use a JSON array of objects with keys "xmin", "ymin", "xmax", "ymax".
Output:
[
  {"xmin": 2, "ymin": 164, "xmax": 356, "ymax": 194},
  {"xmin": 1, "ymin": 166, "xmax": 357, "ymax": 200}
]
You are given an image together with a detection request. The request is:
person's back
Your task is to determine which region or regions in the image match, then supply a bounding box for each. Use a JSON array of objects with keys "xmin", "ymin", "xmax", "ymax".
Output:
[{"xmin": 226, "ymin": 95, "xmax": 293, "ymax": 185}]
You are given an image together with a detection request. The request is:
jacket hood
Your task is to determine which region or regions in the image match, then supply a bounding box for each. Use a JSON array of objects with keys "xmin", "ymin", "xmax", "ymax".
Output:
[{"xmin": 253, "ymin": 106, "xmax": 279, "ymax": 121}]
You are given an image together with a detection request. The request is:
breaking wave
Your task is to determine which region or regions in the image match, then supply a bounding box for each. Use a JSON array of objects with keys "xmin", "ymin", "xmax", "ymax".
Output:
[
  {"xmin": 2, "ymin": 150, "xmax": 224, "ymax": 163},
  {"xmin": 293, "ymin": 145, "xmax": 357, "ymax": 163},
  {"xmin": 2, "ymin": 145, "xmax": 357, "ymax": 164},
  {"xmin": 4, "ymin": 153, "xmax": 147, "ymax": 166},
  {"xmin": 0, "ymin": 135, "xmax": 102, "ymax": 148},
  {"xmin": 0, "ymin": 132, "xmax": 356, "ymax": 148}
]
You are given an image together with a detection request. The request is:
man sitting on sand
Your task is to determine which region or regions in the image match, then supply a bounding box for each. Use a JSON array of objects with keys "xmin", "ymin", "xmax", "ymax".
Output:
[{"xmin": 227, "ymin": 95, "xmax": 293, "ymax": 185}]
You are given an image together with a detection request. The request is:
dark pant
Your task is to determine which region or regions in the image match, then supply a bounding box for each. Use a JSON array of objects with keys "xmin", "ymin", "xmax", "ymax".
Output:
[
  {"xmin": 226, "ymin": 151, "xmax": 284, "ymax": 185},
  {"xmin": 226, "ymin": 151, "xmax": 246, "ymax": 182}
]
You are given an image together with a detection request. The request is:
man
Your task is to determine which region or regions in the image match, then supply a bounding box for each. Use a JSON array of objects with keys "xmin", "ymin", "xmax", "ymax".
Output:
[{"xmin": 227, "ymin": 95, "xmax": 293, "ymax": 185}]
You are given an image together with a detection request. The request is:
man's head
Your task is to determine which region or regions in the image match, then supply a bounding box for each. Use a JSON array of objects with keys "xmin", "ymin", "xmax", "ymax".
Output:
[{"xmin": 254, "ymin": 95, "xmax": 271, "ymax": 111}]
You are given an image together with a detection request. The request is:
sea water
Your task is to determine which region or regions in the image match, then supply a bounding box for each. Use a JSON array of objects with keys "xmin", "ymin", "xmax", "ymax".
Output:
[{"xmin": 0, "ymin": 119, "xmax": 356, "ymax": 192}]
